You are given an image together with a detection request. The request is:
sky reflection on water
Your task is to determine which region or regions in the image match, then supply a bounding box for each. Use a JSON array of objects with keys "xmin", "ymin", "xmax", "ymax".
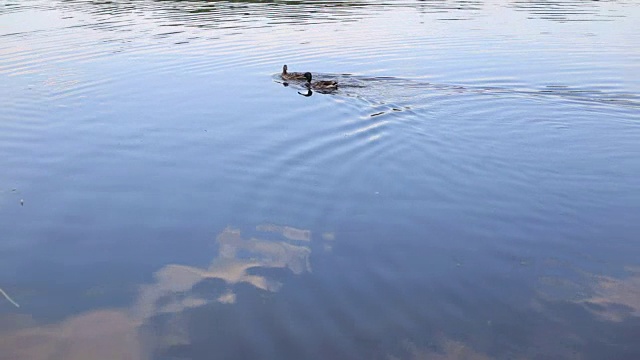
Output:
[{"xmin": 1, "ymin": 0, "xmax": 639, "ymax": 359}]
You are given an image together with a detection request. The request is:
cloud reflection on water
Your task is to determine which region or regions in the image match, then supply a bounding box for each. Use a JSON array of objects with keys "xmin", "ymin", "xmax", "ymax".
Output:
[
  {"xmin": 1, "ymin": 227, "xmax": 640, "ymax": 359},
  {"xmin": 0, "ymin": 310, "xmax": 143, "ymax": 360},
  {"xmin": 581, "ymin": 267, "xmax": 640, "ymax": 322},
  {"xmin": 0, "ymin": 224, "xmax": 321, "ymax": 360},
  {"xmin": 135, "ymin": 225, "xmax": 312, "ymax": 319},
  {"xmin": 536, "ymin": 262, "xmax": 640, "ymax": 323},
  {"xmin": 132, "ymin": 224, "xmax": 321, "ymax": 358}
]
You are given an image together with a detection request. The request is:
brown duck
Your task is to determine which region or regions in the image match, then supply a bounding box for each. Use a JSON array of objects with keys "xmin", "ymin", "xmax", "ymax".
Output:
[
  {"xmin": 304, "ymin": 72, "xmax": 338, "ymax": 91},
  {"xmin": 281, "ymin": 64, "xmax": 307, "ymax": 81}
]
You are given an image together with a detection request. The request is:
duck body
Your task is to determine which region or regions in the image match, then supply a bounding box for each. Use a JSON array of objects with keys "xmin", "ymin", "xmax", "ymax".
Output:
[
  {"xmin": 281, "ymin": 65, "xmax": 307, "ymax": 81},
  {"xmin": 304, "ymin": 72, "xmax": 338, "ymax": 91}
]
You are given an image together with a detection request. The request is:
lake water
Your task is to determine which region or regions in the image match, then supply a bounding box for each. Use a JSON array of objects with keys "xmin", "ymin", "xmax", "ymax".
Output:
[{"xmin": 1, "ymin": 0, "xmax": 639, "ymax": 358}]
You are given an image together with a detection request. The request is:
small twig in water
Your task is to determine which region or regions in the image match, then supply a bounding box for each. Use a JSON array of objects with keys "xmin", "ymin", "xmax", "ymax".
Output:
[{"xmin": 0, "ymin": 287, "xmax": 20, "ymax": 307}]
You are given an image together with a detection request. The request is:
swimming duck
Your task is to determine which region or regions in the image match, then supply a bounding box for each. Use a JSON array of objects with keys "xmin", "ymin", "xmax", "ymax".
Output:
[
  {"xmin": 281, "ymin": 65, "xmax": 307, "ymax": 81},
  {"xmin": 304, "ymin": 72, "xmax": 338, "ymax": 91}
]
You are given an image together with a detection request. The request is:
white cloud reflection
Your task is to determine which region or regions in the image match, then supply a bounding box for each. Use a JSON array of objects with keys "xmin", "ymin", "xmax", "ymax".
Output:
[
  {"xmin": 0, "ymin": 224, "xmax": 325, "ymax": 360},
  {"xmin": 134, "ymin": 225, "xmax": 312, "ymax": 318},
  {"xmin": 581, "ymin": 267, "xmax": 640, "ymax": 322}
]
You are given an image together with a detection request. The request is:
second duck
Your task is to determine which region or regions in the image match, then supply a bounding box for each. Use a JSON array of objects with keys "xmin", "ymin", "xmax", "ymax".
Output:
[{"xmin": 304, "ymin": 72, "xmax": 338, "ymax": 91}]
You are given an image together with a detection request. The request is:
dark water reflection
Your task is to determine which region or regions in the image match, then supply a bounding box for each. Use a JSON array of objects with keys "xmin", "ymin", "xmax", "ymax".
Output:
[
  {"xmin": 511, "ymin": 0, "xmax": 633, "ymax": 22},
  {"xmin": 1, "ymin": 0, "xmax": 640, "ymax": 359}
]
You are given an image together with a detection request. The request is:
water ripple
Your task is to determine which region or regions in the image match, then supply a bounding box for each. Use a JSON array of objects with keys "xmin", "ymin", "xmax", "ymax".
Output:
[{"xmin": 2, "ymin": 1, "xmax": 640, "ymax": 359}]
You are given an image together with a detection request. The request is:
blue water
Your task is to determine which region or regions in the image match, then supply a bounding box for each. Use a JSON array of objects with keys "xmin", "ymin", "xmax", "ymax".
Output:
[{"xmin": 1, "ymin": 0, "xmax": 639, "ymax": 359}]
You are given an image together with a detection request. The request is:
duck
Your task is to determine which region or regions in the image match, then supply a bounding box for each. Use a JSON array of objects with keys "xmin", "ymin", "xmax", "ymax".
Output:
[
  {"xmin": 281, "ymin": 64, "xmax": 307, "ymax": 81},
  {"xmin": 304, "ymin": 72, "xmax": 338, "ymax": 91}
]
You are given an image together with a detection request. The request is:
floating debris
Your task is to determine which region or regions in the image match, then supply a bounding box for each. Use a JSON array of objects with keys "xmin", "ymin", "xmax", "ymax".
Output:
[{"xmin": 0, "ymin": 287, "xmax": 20, "ymax": 308}]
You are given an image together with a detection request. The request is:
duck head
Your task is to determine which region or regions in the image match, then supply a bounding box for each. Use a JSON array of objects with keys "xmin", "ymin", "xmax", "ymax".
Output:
[
  {"xmin": 282, "ymin": 65, "xmax": 288, "ymax": 74},
  {"xmin": 304, "ymin": 72, "xmax": 313, "ymax": 83}
]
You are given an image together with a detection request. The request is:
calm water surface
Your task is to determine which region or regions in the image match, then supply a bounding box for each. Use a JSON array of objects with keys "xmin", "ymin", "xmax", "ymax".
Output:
[{"xmin": 1, "ymin": 0, "xmax": 640, "ymax": 358}]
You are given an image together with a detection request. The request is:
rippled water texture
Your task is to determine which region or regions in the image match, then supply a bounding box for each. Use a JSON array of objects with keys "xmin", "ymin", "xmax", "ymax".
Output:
[{"xmin": 1, "ymin": 0, "xmax": 640, "ymax": 359}]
